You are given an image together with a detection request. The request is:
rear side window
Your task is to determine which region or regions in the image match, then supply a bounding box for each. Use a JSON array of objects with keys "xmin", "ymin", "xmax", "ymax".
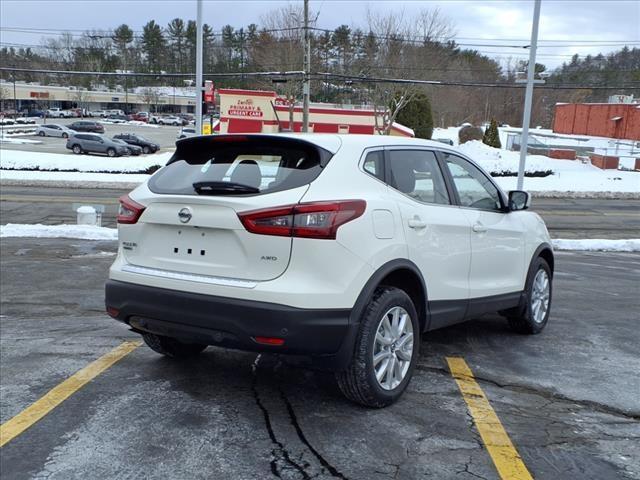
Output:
[
  {"xmin": 149, "ymin": 136, "xmax": 333, "ymax": 196},
  {"xmin": 363, "ymin": 150, "xmax": 384, "ymax": 181}
]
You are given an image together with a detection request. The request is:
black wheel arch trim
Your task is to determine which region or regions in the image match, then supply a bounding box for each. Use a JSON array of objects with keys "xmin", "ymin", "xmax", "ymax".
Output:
[
  {"xmin": 324, "ymin": 258, "xmax": 428, "ymax": 371},
  {"xmin": 351, "ymin": 258, "xmax": 429, "ymax": 331},
  {"xmin": 530, "ymin": 242, "xmax": 554, "ymax": 276}
]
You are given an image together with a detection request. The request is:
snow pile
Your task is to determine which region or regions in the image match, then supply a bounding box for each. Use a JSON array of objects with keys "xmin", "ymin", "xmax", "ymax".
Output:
[
  {"xmin": 0, "ymin": 150, "xmax": 171, "ymax": 173},
  {"xmin": 0, "ymin": 169, "xmax": 149, "ymax": 187},
  {"xmin": 2, "ymin": 222, "xmax": 639, "ymax": 251},
  {"xmin": 1, "ymin": 223, "xmax": 117, "ymax": 240},
  {"xmin": 552, "ymin": 238, "xmax": 640, "ymax": 252},
  {"xmin": 456, "ymin": 141, "xmax": 552, "ymax": 175},
  {"xmin": 0, "ymin": 137, "xmax": 42, "ymax": 145}
]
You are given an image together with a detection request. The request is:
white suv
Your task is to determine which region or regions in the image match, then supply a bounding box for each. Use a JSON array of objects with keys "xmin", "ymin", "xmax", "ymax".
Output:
[{"xmin": 106, "ymin": 134, "xmax": 553, "ymax": 407}]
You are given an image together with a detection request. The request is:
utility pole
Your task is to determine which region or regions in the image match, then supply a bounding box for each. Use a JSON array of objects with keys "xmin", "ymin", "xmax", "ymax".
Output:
[
  {"xmin": 301, "ymin": 0, "xmax": 310, "ymax": 132},
  {"xmin": 195, "ymin": 0, "xmax": 204, "ymax": 135},
  {"xmin": 516, "ymin": 0, "xmax": 542, "ymax": 190}
]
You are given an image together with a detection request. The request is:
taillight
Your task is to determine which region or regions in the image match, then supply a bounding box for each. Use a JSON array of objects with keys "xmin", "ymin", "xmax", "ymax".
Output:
[
  {"xmin": 117, "ymin": 195, "xmax": 145, "ymax": 224},
  {"xmin": 238, "ymin": 200, "xmax": 366, "ymax": 240}
]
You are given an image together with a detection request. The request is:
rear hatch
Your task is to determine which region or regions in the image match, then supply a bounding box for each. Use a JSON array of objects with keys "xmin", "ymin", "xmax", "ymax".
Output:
[{"xmin": 120, "ymin": 135, "xmax": 336, "ymax": 282}]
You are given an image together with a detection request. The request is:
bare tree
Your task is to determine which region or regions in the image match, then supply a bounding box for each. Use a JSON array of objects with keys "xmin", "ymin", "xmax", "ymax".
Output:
[
  {"xmin": 139, "ymin": 87, "xmax": 160, "ymax": 113},
  {"xmin": 249, "ymin": 4, "xmax": 318, "ymax": 129},
  {"xmin": 71, "ymin": 88, "xmax": 89, "ymax": 116}
]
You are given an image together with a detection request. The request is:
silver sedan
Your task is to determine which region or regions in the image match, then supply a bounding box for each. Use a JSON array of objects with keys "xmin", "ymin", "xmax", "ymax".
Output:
[{"xmin": 35, "ymin": 124, "xmax": 75, "ymax": 138}]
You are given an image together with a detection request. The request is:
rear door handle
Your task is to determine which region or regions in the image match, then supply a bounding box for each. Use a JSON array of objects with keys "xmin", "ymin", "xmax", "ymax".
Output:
[
  {"xmin": 408, "ymin": 217, "xmax": 427, "ymax": 229},
  {"xmin": 472, "ymin": 223, "xmax": 487, "ymax": 233}
]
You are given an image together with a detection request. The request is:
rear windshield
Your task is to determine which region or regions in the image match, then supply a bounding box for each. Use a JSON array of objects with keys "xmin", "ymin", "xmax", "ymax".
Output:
[{"xmin": 149, "ymin": 136, "xmax": 333, "ymax": 196}]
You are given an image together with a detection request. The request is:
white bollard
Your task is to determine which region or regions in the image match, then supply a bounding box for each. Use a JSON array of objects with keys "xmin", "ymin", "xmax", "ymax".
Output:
[{"xmin": 77, "ymin": 206, "xmax": 97, "ymax": 226}]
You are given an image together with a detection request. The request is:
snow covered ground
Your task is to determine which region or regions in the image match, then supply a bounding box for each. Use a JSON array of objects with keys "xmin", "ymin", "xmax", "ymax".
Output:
[
  {"xmin": 552, "ymin": 238, "xmax": 640, "ymax": 252},
  {"xmin": 2, "ymin": 223, "xmax": 638, "ymax": 252},
  {"xmin": 0, "ymin": 224, "xmax": 117, "ymax": 240},
  {"xmin": 1, "ymin": 133, "xmax": 638, "ymax": 194},
  {"xmin": 0, "ymin": 150, "xmax": 171, "ymax": 173},
  {"xmin": 431, "ymin": 128, "xmax": 639, "ymax": 194}
]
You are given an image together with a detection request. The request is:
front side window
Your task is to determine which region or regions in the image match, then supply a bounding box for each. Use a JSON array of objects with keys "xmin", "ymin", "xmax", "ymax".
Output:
[
  {"xmin": 443, "ymin": 153, "xmax": 502, "ymax": 211},
  {"xmin": 388, "ymin": 150, "xmax": 450, "ymax": 205}
]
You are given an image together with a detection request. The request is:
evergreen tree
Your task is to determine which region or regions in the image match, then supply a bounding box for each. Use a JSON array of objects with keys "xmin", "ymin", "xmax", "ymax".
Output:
[
  {"xmin": 395, "ymin": 93, "xmax": 434, "ymax": 139},
  {"xmin": 482, "ymin": 119, "xmax": 501, "ymax": 148},
  {"xmin": 141, "ymin": 20, "xmax": 165, "ymax": 72}
]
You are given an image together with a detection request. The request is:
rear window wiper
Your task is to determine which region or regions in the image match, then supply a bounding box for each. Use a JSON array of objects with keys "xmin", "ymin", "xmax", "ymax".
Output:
[{"xmin": 193, "ymin": 181, "xmax": 260, "ymax": 195}]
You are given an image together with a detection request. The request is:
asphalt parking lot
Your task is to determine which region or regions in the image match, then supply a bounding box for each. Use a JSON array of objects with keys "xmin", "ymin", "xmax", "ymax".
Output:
[
  {"xmin": 1, "ymin": 117, "xmax": 183, "ymax": 154},
  {"xmin": 1, "ymin": 204, "xmax": 639, "ymax": 478}
]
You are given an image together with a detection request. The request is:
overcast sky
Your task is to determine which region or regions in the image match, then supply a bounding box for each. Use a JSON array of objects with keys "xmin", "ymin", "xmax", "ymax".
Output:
[{"xmin": 1, "ymin": 0, "xmax": 638, "ymax": 69}]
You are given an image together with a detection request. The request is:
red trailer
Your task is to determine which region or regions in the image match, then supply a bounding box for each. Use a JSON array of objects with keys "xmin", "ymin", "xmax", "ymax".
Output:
[{"xmin": 553, "ymin": 103, "xmax": 640, "ymax": 141}]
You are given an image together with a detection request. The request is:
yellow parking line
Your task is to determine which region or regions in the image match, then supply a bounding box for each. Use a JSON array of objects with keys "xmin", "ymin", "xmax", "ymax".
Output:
[
  {"xmin": 0, "ymin": 340, "xmax": 140, "ymax": 447},
  {"xmin": 447, "ymin": 357, "xmax": 533, "ymax": 480}
]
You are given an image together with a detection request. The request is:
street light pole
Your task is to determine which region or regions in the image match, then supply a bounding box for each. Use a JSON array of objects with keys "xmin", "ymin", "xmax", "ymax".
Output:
[
  {"xmin": 195, "ymin": 0, "xmax": 204, "ymax": 135},
  {"xmin": 301, "ymin": 0, "xmax": 310, "ymax": 132},
  {"xmin": 516, "ymin": 0, "xmax": 542, "ymax": 191}
]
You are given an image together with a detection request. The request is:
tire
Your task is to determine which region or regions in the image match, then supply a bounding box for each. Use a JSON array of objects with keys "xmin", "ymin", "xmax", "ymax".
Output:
[
  {"xmin": 107, "ymin": 148, "xmax": 116, "ymax": 157},
  {"xmin": 61, "ymin": 132, "xmax": 68, "ymax": 139},
  {"xmin": 142, "ymin": 145, "xmax": 150, "ymax": 154},
  {"xmin": 506, "ymin": 257, "xmax": 552, "ymax": 334},
  {"xmin": 38, "ymin": 131, "xmax": 45, "ymax": 137},
  {"xmin": 142, "ymin": 333, "xmax": 207, "ymax": 359},
  {"xmin": 72, "ymin": 144, "xmax": 82, "ymax": 154},
  {"xmin": 336, "ymin": 286, "xmax": 420, "ymax": 408}
]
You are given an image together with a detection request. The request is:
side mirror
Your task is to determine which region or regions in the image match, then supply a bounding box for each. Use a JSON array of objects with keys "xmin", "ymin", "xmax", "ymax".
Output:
[{"xmin": 508, "ymin": 190, "xmax": 531, "ymax": 211}]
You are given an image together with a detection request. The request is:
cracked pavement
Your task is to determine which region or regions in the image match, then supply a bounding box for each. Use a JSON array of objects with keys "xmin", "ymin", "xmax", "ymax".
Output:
[{"xmin": 1, "ymin": 236, "xmax": 639, "ymax": 479}]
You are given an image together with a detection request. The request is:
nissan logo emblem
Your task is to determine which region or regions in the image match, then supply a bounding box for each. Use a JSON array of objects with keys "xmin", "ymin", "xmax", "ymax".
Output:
[{"xmin": 178, "ymin": 207, "xmax": 192, "ymax": 223}]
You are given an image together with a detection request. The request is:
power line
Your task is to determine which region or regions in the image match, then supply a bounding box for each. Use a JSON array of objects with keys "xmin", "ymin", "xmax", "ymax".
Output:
[{"xmin": 1, "ymin": 66, "xmax": 638, "ymax": 91}]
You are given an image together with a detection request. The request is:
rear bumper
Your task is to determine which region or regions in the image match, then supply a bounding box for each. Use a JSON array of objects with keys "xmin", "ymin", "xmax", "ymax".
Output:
[{"xmin": 105, "ymin": 280, "xmax": 357, "ymax": 368}]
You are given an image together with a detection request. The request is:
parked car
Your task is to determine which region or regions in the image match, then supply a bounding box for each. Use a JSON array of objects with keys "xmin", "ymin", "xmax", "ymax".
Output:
[
  {"xmin": 113, "ymin": 138, "xmax": 142, "ymax": 156},
  {"xmin": 158, "ymin": 115, "xmax": 187, "ymax": 126},
  {"xmin": 69, "ymin": 120, "xmax": 105, "ymax": 133},
  {"xmin": 113, "ymin": 133, "xmax": 160, "ymax": 154},
  {"xmin": 46, "ymin": 108, "xmax": 72, "ymax": 118},
  {"xmin": 107, "ymin": 109, "xmax": 125, "ymax": 117},
  {"xmin": 66, "ymin": 133, "xmax": 129, "ymax": 156},
  {"xmin": 129, "ymin": 112, "xmax": 149, "ymax": 122},
  {"xmin": 36, "ymin": 123, "xmax": 74, "ymax": 138},
  {"xmin": 88, "ymin": 110, "xmax": 108, "ymax": 118},
  {"xmin": 105, "ymin": 134, "xmax": 554, "ymax": 408},
  {"xmin": 176, "ymin": 127, "xmax": 196, "ymax": 140},
  {"xmin": 105, "ymin": 114, "xmax": 128, "ymax": 124}
]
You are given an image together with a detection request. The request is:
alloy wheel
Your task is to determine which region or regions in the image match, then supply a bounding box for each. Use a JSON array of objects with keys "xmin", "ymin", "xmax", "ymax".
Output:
[
  {"xmin": 531, "ymin": 269, "xmax": 550, "ymax": 324},
  {"xmin": 373, "ymin": 306, "xmax": 414, "ymax": 390}
]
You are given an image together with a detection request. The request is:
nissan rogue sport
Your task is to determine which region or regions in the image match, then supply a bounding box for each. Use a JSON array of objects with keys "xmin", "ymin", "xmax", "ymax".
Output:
[{"xmin": 106, "ymin": 134, "xmax": 553, "ymax": 407}]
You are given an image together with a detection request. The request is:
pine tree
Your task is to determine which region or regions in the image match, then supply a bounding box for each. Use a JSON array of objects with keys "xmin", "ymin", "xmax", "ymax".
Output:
[
  {"xmin": 482, "ymin": 119, "xmax": 502, "ymax": 148},
  {"xmin": 395, "ymin": 93, "xmax": 434, "ymax": 139}
]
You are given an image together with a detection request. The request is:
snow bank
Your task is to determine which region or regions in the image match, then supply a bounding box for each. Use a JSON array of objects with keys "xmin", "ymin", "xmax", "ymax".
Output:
[
  {"xmin": 1, "ymin": 223, "xmax": 117, "ymax": 240},
  {"xmin": 452, "ymin": 141, "xmax": 639, "ymax": 194},
  {"xmin": 552, "ymin": 238, "xmax": 640, "ymax": 252},
  {"xmin": 456, "ymin": 141, "xmax": 553, "ymax": 175},
  {"xmin": 0, "ymin": 169, "xmax": 148, "ymax": 188},
  {"xmin": 2, "ymin": 221, "xmax": 639, "ymax": 251},
  {"xmin": 0, "ymin": 149, "xmax": 171, "ymax": 173},
  {"xmin": 0, "ymin": 137, "xmax": 43, "ymax": 145}
]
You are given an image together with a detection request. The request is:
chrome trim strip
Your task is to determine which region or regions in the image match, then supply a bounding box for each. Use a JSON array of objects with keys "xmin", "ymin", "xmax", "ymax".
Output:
[{"xmin": 121, "ymin": 264, "xmax": 257, "ymax": 288}]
